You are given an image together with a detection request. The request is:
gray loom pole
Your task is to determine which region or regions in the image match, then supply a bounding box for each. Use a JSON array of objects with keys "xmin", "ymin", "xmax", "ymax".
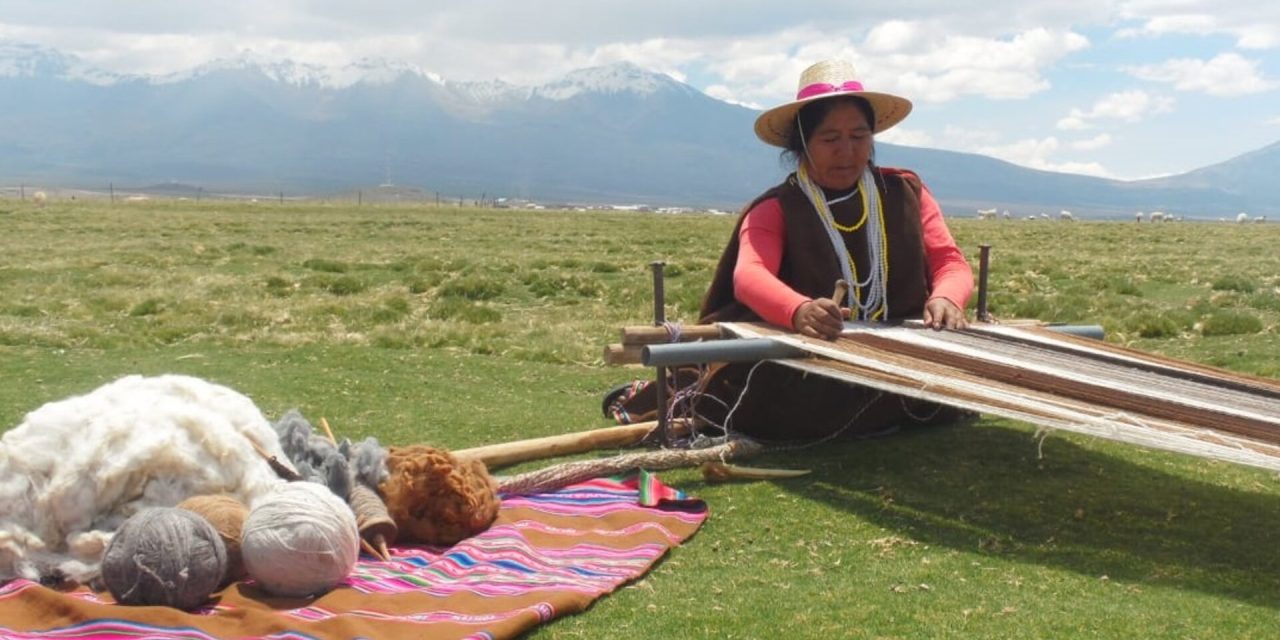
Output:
[
  {"xmin": 642, "ymin": 339, "xmax": 804, "ymax": 367},
  {"xmin": 1043, "ymin": 324, "xmax": 1105, "ymax": 340}
]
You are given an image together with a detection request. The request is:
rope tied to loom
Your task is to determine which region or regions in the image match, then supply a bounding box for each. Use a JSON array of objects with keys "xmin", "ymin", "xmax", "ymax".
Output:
[
  {"xmin": 662, "ymin": 321, "xmax": 683, "ymax": 343},
  {"xmin": 497, "ymin": 437, "xmax": 763, "ymax": 496}
]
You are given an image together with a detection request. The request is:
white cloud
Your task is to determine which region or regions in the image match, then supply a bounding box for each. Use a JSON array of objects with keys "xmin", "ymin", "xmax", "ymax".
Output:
[
  {"xmin": 876, "ymin": 127, "xmax": 933, "ymax": 147},
  {"xmin": 1071, "ymin": 133, "xmax": 1113, "ymax": 150},
  {"xmin": 864, "ymin": 27, "xmax": 1090, "ymax": 103},
  {"xmin": 1057, "ymin": 90, "xmax": 1174, "ymax": 130},
  {"xmin": 1091, "ymin": 90, "xmax": 1175, "ymax": 120},
  {"xmin": 974, "ymin": 136, "xmax": 1110, "ymax": 177},
  {"xmin": 978, "ymin": 136, "xmax": 1060, "ymax": 167},
  {"xmin": 1117, "ymin": 1, "xmax": 1280, "ymax": 49},
  {"xmin": 941, "ymin": 124, "xmax": 1003, "ymax": 147},
  {"xmin": 1047, "ymin": 161, "xmax": 1111, "ymax": 177},
  {"xmin": 1126, "ymin": 52, "xmax": 1276, "ymax": 96},
  {"xmin": 1267, "ymin": 115, "xmax": 1280, "ymax": 125},
  {"xmin": 1056, "ymin": 113, "xmax": 1091, "ymax": 130}
]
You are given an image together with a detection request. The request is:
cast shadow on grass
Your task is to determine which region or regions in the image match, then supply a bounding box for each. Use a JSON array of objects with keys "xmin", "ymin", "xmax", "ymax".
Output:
[{"xmin": 759, "ymin": 419, "xmax": 1280, "ymax": 609}]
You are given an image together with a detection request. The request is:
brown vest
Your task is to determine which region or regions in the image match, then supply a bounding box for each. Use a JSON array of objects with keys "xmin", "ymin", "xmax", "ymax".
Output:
[
  {"xmin": 701, "ymin": 167, "xmax": 930, "ymax": 324},
  {"xmin": 693, "ymin": 167, "xmax": 939, "ymax": 441}
]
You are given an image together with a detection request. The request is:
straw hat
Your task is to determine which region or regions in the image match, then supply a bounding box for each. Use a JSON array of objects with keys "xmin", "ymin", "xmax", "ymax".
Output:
[{"xmin": 754, "ymin": 60, "xmax": 913, "ymax": 147}]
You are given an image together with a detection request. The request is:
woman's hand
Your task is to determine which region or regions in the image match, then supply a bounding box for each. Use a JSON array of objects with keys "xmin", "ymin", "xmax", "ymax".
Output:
[
  {"xmin": 792, "ymin": 299, "xmax": 849, "ymax": 340},
  {"xmin": 922, "ymin": 297, "xmax": 968, "ymax": 330}
]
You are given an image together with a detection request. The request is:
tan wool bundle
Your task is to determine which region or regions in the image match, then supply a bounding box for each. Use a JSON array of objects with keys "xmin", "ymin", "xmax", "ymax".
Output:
[
  {"xmin": 101, "ymin": 507, "xmax": 227, "ymax": 611},
  {"xmin": 177, "ymin": 494, "xmax": 250, "ymax": 585},
  {"xmin": 379, "ymin": 444, "xmax": 500, "ymax": 546},
  {"xmin": 240, "ymin": 482, "xmax": 360, "ymax": 598}
]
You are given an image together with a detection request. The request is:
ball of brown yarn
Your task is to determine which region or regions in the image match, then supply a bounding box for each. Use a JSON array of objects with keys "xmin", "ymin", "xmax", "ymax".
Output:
[
  {"xmin": 178, "ymin": 494, "xmax": 249, "ymax": 584},
  {"xmin": 379, "ymin": 445, "xmax": 500, "ymax": 546},
  {"xmin": 101, "ymin": 507, "xmax": 227, "ymax": 611}
]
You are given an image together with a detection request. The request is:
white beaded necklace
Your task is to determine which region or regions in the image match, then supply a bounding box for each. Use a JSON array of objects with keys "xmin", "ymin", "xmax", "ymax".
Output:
[{"xmin": 795, "ymin": 164, "xmax": 889, "ymax": 321}]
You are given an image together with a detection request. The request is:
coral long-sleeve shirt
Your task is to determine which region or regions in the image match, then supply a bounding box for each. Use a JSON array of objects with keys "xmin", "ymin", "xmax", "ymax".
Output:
[{"xmin": 733, "ymin": 183, "xmax": 973, "ymax": 329}]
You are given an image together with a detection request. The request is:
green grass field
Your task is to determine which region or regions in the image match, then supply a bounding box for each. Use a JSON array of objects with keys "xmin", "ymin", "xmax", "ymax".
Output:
[{"xmin": 2, "ymin": 199, "xmax": 1280, "ymax": 638}]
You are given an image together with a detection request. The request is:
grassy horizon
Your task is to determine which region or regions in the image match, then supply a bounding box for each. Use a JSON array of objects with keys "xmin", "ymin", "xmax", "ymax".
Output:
[{"xmin": 2, "ymin": 199, "xmax": 1280, "ymax": 638}]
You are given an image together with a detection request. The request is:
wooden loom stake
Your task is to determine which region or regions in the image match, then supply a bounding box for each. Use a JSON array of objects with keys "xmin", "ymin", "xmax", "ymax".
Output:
[{"xmin": 650, "ymin": 261, "xmax": 670, "ymax": 446}]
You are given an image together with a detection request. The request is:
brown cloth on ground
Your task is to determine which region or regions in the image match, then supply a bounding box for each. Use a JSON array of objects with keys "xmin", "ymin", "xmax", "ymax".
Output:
[{"xmin": 0, "ymin": 478, "xmax": 704, "ymax": 639}]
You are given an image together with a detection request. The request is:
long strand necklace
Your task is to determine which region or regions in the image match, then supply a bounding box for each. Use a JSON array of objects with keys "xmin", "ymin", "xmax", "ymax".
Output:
[
  {"xmin": 796, "ymin": 164, "xmax": 889, "ymax": 321},
  {"xmin": 825, "ymin": 186, "xmax": 869, "ymax": 233}
]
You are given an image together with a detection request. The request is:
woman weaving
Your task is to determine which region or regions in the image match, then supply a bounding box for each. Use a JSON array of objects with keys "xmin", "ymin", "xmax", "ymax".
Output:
[{"xmin": 693, "ymin": 59, "xmax": 974, "ymax": 440}]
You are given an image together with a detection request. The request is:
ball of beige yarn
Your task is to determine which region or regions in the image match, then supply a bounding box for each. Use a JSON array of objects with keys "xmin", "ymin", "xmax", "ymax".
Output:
[
  {"xmin": 178, "ymin": 494, "xmax": 250, "ymax": 585},
  {"xmin": 240, "ymin": 482, "xmax": 359, "ymax": 598}
]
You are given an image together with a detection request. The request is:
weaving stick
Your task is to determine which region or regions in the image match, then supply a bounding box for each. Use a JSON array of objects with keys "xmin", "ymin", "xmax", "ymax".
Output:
[
  {"xmin": 359, "ymin": 537, "xmax": 385, "ymax": 562},
  {"xmin": 454, "ymin": 419, "xmax": 691, "ymax": 470},
  {"xmin": 830, "ymin": 279, "xmax": 849, "ymax": 306},
  {"xmin": 248, "ymin": 439, "xmax": 302, "ymax": 481},
  {"xmin": 318, "ymin": 416, "xmax": 338, "ymax": 445},
  {"xmin": 497, "ymin": 437, "xmax": 764, "ymax": 495}
]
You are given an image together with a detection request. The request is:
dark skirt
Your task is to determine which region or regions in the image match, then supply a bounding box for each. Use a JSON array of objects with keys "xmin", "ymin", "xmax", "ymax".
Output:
[{"xmin": 695, "ymin": 361, "xmax": 966, "ymax": 442}]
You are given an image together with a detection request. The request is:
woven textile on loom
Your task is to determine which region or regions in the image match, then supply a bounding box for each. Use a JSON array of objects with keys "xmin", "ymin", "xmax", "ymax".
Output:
[
  {"xmin": 0, "ymin": 475, "xmax": 706, "ymax": 639},
  {"xmin": 721, "ymin": 321, "xmax": 1280, "ymax": 471}
]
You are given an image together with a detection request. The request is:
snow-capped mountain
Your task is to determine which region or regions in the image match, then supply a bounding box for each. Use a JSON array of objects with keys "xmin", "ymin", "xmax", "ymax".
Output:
[
  {"xmin": 0, "ymin": 41, "xmax": 1276, "ymax": 213},
  {"xmin": 0, "ymin": 41, "xmax": 131, "ymax": 85},
  {"xmin": 152, "ymin": 53, "xmax": 444, "ymax": 89}
]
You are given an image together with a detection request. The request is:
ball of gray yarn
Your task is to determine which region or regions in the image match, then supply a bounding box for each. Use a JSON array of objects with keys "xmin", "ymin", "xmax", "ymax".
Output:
[{"xmin": 101, "ymin": 507, "xmax": 228, "ymax": 611}]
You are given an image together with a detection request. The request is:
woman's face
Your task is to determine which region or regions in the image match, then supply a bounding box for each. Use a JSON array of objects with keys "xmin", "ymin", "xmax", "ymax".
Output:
[{"xmin": 802, "ymin": 101, "xmax": 873, "ymax": 191}]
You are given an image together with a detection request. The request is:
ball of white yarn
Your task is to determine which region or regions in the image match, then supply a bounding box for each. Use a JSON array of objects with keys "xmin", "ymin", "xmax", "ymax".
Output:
[{"xmin": 240, "ymin": 482, "xmax": 359, "ymax": 598}]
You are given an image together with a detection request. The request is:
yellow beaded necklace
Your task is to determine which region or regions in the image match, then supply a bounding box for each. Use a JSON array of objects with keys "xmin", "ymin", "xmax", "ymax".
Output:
[
  {"xmin": 825, "ymin": 185, "xmax": 869, "ymax": 233},
  {"xmin": 796, "ymin": 165, "xmax": 890, "ymax": 321}
]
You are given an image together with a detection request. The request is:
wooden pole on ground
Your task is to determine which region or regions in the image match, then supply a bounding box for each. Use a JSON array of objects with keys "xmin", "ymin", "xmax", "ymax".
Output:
[{"xmin": 454, "ymin": 419, "xmax": 690, "ymax": 470}]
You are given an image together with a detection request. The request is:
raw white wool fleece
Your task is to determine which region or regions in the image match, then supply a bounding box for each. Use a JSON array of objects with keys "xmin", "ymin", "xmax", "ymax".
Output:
[{"xmin": 0, "ymin": 374, "xmax": 290, "ymax": 583}]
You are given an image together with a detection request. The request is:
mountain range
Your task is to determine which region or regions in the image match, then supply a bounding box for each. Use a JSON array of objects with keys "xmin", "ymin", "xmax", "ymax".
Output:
[{"xmin": 2, "ymin": 41, "xmax": 1276, "ymax": 218}]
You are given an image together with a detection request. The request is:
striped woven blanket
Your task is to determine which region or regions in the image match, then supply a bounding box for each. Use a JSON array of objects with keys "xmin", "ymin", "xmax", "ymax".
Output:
[{"xmin": 0, "ymin": 474, "xmax": 705, "ymax": 639}]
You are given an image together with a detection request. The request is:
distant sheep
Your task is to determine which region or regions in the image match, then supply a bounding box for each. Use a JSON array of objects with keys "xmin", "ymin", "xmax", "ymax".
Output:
[
  {"xmin": 1148, "ymin": 211, "xmax": 1166, "ymax": 223},
  {"xmin": 1059, "ymin": 210, "xmax": 1075, "ymax": 221},
  {"xmin": 976, "ymin": 208, "xmax": 997, "ymax": 220},
  {"xmin": 32, "ymin": 191, "xmax": 47, "ymax": 208},
  {"xmin": 1254, "ymin": 215, "xmax": 1267, "ymax": 224},
  {"xmin": 1237, "ymin": 212, "xmax": 1250, "ymax": 224},
  {"xmin": 1135, "ymin": 211, "xmax": 1143, "ymax": 223}
]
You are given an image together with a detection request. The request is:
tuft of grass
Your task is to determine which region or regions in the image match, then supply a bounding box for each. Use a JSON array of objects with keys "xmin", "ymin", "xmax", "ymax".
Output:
[
  {"xmin": 427, "ymin": 297, "xmax": 502, "ymax": 324},
  {"xmin": 438, "ymin": 275, "xmax": 505, "ymax": 301},
  {"xmin": 302, "ymin": 258, "xmax": 349, "ymax": 273},
  {"xmin": 1134, "ymin": 314, "xmax": 1184, "ymax": 338},
  {"xmin": 1245, "ymin": 292, "xmax": 1280, "ymax": 312},
  {"xmin": 1211, "ymin": 274, "xmax": 1256, "ymax": 293},
  {"xmin": 264, "ymin": 275, "xmax": 295, "ymax": 297},
  {"xmin": 314, "ymin": 275, "xmax": 367, "ymax": 296},
  {"xmin": 128, "ymin": 298, "xmax": 164, "ymax": 317},
  {"xmin": 522, "ymin": 272, "xmax": 602, "ymax": 299},
  {"xmin": 1200, "ymin": 310, "xmax": 1263, "ymax": 336}
]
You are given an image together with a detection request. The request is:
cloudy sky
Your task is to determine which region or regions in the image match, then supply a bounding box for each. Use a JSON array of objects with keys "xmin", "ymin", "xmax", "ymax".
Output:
[{"xmin": 1, "ymin": 0, "xmax": 1276, "ymax": 180}]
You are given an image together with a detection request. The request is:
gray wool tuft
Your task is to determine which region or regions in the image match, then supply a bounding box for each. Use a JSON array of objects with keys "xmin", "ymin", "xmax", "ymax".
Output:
[{"xmin": 271, "ymin": 410, "xmax": 387, "ymax": 498}]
